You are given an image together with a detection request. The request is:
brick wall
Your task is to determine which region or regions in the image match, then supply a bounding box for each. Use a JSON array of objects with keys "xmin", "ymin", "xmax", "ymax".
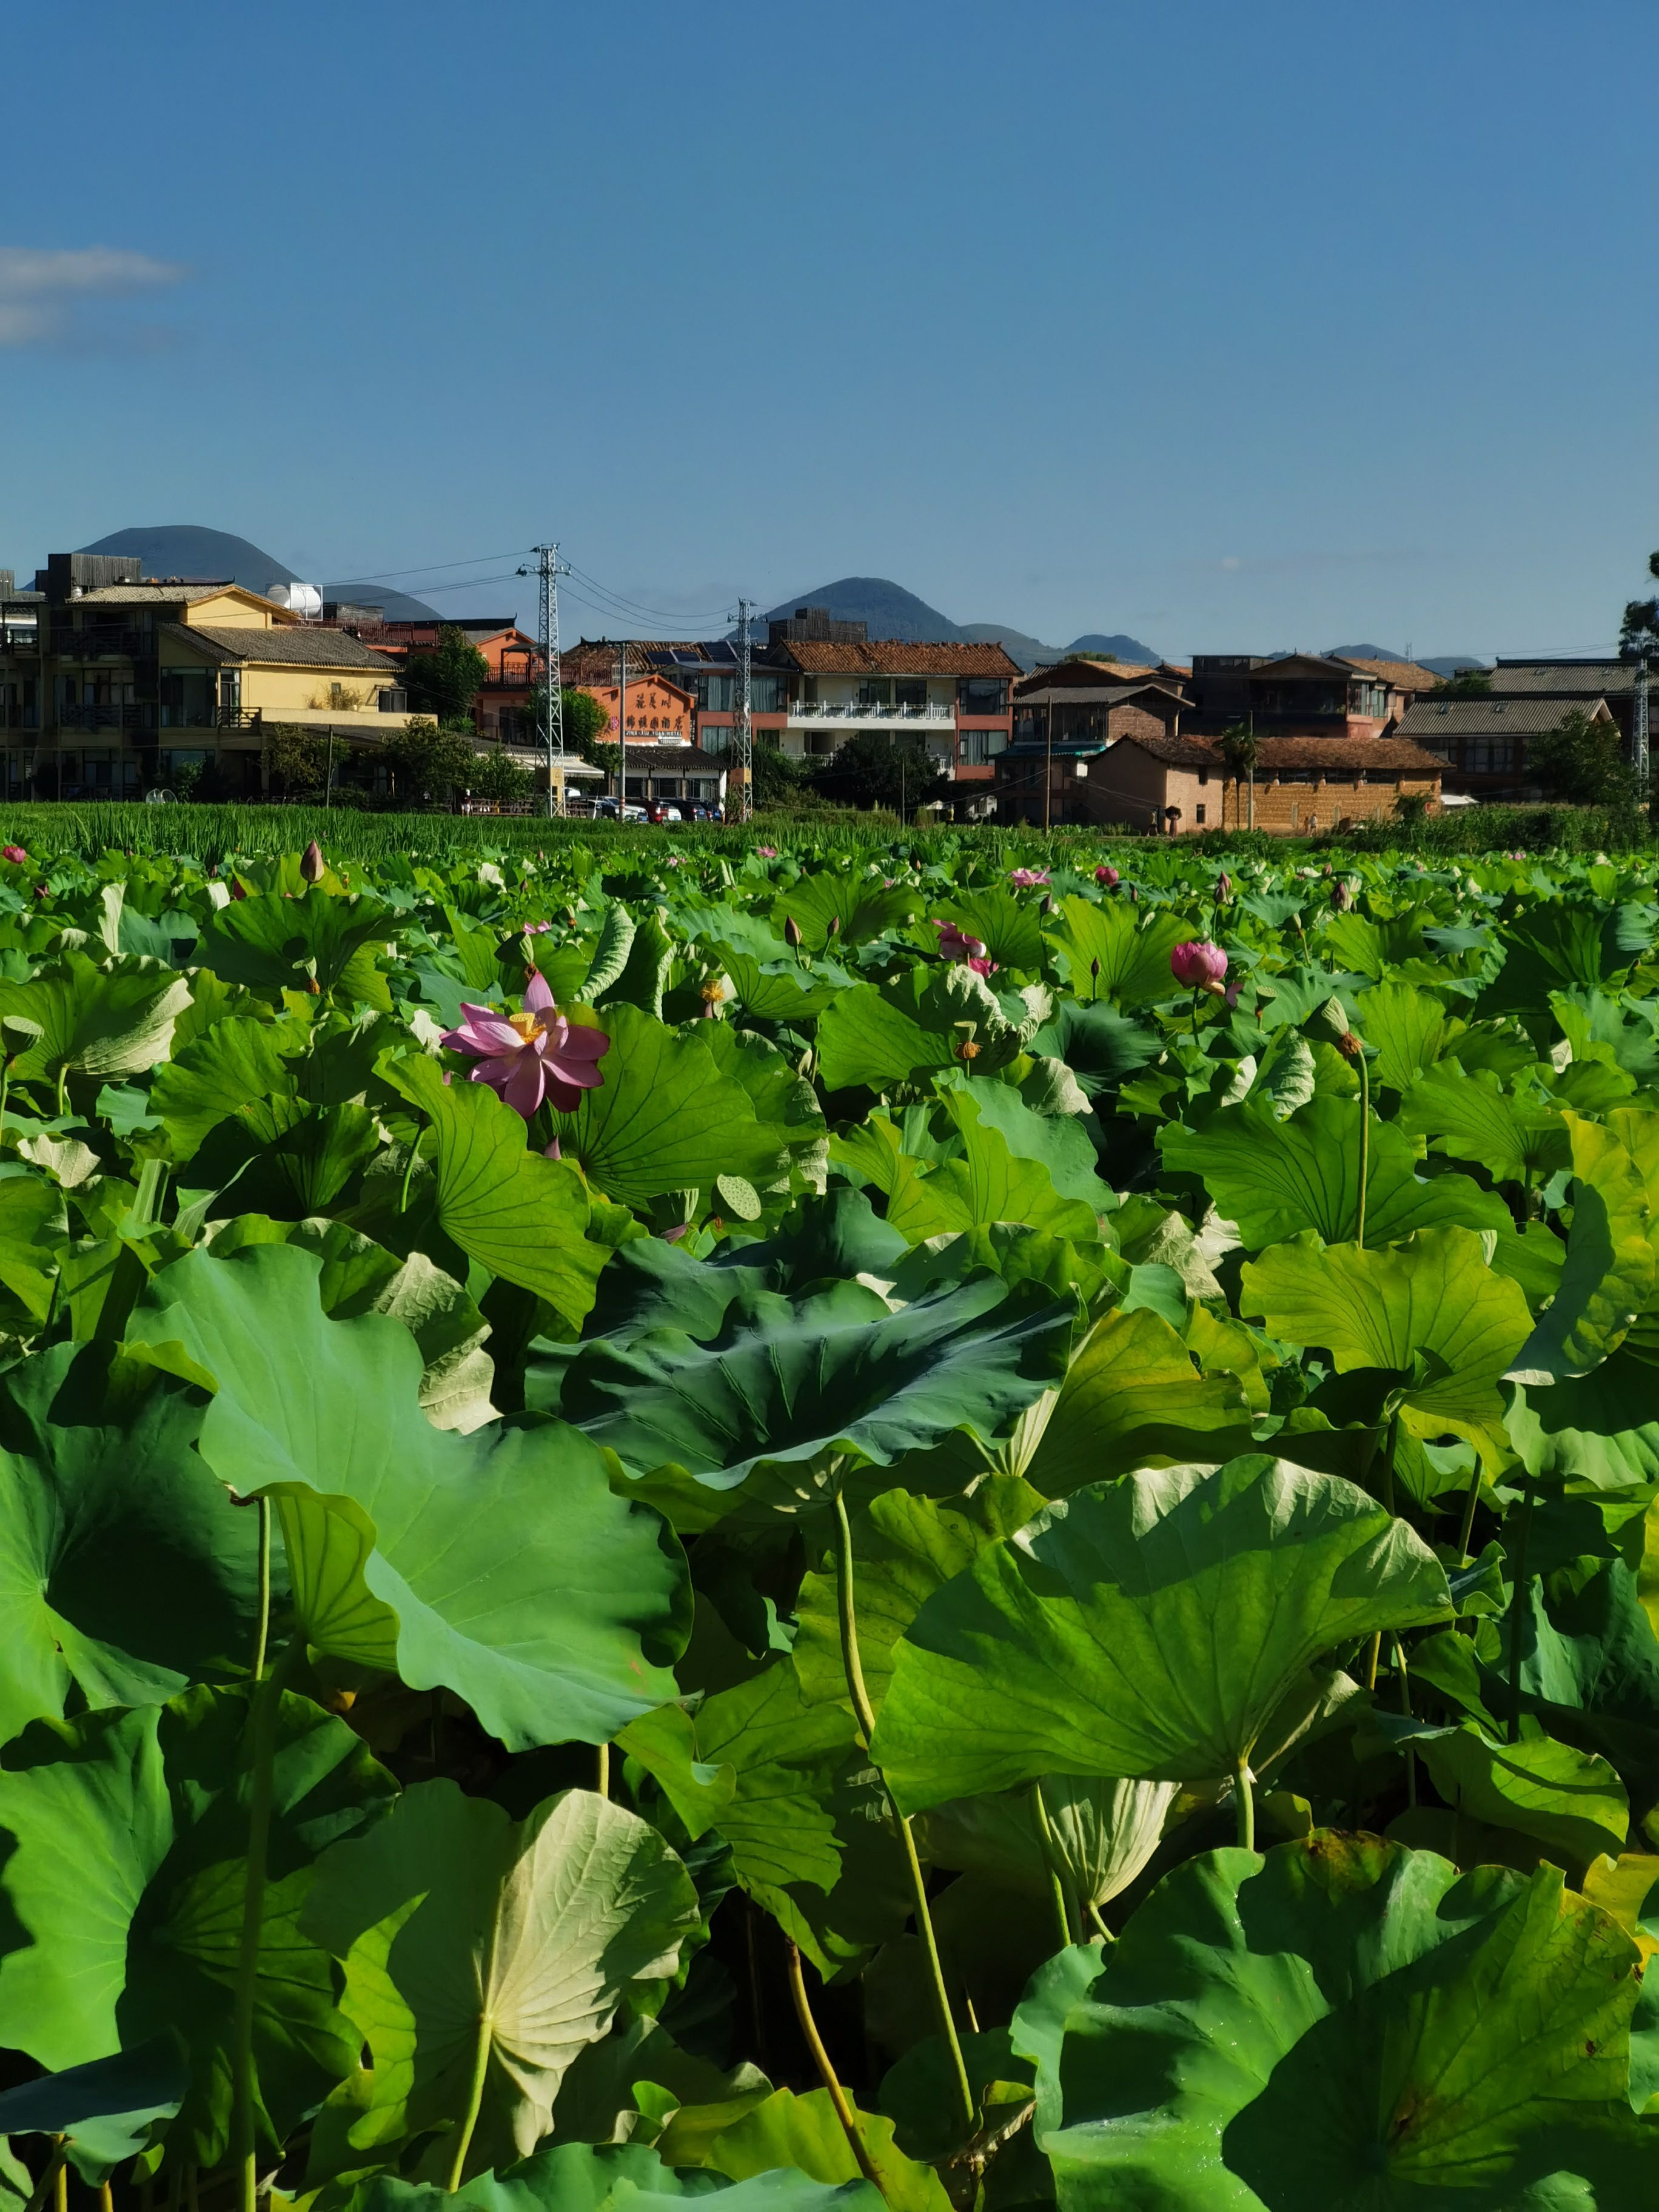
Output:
[{"xmin": 1216, "ymin": 773, "xmax": 1438, "ymax": 833}]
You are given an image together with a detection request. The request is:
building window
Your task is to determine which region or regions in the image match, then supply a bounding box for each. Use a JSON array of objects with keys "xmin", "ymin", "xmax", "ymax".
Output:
[
  {"xmin": 958, "ymin": 677, "xmax": 1009, "ymax": 712},
  {"xmin": 894, "ymin": 679, "xmax": 926, "ymax": 709},
  {"xmin": 1198, "ymin": 769, "xmax": 1209, "ymax": 786},
  {"xmin": 859, "ymin": 679, "xmax": 893, "ymax": 707},
  {"xmin": 1196, "ymin": 804, "xmax": 1207, "ymax": 824},
  {"xmin": 749, "ymin": 674, "xmax": 782, "ymax": 712}
]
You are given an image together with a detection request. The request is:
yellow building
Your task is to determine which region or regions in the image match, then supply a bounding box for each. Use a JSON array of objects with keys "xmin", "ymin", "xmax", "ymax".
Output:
[{"xmin": 0, "ymin": 552, "xmax": 432, "ymax": 799}]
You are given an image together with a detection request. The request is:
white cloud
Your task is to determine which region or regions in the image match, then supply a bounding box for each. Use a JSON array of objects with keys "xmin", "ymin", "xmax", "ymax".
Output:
[{"xmin": 0, "ymin": 247, "xmax": 185, "ymax": 345}]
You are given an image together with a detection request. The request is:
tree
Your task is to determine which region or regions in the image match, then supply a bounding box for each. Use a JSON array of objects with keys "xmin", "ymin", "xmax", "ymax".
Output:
[
  {"xmin": 1528, "ymin": 708, "xmax": 1635, "ymax": 806},
  {"xmin": 1439, "ymin": 668, "xmax": 1492, "ymax": 697},
  {"xmin": 522, "ymin": 685, "xmax": 612, "ymax": 762},
  {"xmin": 404, "ymin": 626, "xmax": 489, "ymax": 725},
  {"xmin": 1620, "ymin": 548, "xmax": 1659, "ymax": 657},
  {"xmin": 265, "ymin": 723, "xmax": 328, "ymax": 799},
  {"xmin": 468, "ymin": 748, "xmax": 535, "ymax": 806},
  {"xmin": 1218, "ymin": 722, "xmax": 1259, "ymax": 830},
  {"xmin": 809, "ymin": 730, "xmax": 950, "ymax": 816},
  {"xmin": 383, "ymin": 717, "xmax": 480, "ymax": 806},
  {"xmin": 751, "ymin": 737, "xmax": 809, "ymax": 808}
]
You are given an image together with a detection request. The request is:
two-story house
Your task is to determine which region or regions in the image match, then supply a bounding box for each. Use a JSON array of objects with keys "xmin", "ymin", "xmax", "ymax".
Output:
[
  {"xmin": 0, "ymin": 552, "xmax": 426, "ymax": 799},
  {"xmin": 1184, "ymin": 651, "xmax": 1439, "ymax": 740}
]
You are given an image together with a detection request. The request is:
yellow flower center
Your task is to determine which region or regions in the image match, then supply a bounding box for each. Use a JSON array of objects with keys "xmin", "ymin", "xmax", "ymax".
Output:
[{"xmin": 508, "ymin": 1009, "xmax": 547, "ymax": 1042}]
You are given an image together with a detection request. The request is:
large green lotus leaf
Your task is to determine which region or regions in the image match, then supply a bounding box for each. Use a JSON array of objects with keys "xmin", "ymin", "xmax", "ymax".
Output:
[
  {"xmin": 1033, "ymin": 1834, "xmax": 1654, "ymax": 2208},
  {"xmin": 545, "ymin": 1004, "xmax": 789, "ymax": 1206},
  {"xmin": 0, "ymin": 1339, "xmax": 260, "ymax": 1738},
  {"xmin": 386, "ymin": 1053, "xmax": 606, "ymax": 1328},
  {"xmin": 1043, "ymin": 897, "xmax": 1195, "ymax": 1006},
  {"xmin": 302, "ymin": 1781, "xmax": 700, "ymax": 2183},
  {"xmin": 1021, "ymin": 1305, "xmax": 1256, "ymax": 1499},
  {"xmin": 697, "ymin": 1022, "xmax": 829, "ymax": 1195},
  {"xmin": 871, "ymin": 1455, "xmax": 1451, "ymax": 1813},
  {"xmin": 0, "ymin": 2036, "xmax": 188, "ymax": 2182},
  {"xmin": 1395, "ymin": 1062, "xmax": 1570, "ymax": 1183},
  {"xmin": 0, "ymin": 950, "xmax": 193, "ymax": 1082},
  {"xmin": 195, "ymin": 889, "xmax": 397, "ymax": 1000},
  {"xmin": 793, "ymin": 1480, "xmax": 1042, "ymax": 1718},
  {"xmin": 770, "ymin": 874, "xmax": 920, "ymax": 953},
  {"xmin": 344, "ymin": 2139, "xmax": 879, "ymax": 2212},
  {"xmin": 1507, "ymin": 1559, "xmax": 1659, "ymax": 1803},
  {"xmin": 815, "ymin": 966, "xmax": 1016, "ymax": 1093},
  {"xmin": 148, "ymin": 1013, "xmax": 308, "ymax": 1162},
  {"xmin": 192, "ymin": 1096, "xmax": 384, "ymax": 1221},
  {"xmin": 0, "ymin": 1172, "xmax": 69, "ymax": 1323},
  {"xmin": 1510, "ymin": 1113, "xmax": 1657, "ymax": 1385},
  {"xmin": 1354, "ymin": 980, "xmax": 1473, "ymax": 1091},
  {"xmin": 931, "ymin": 886, "xmax": 1045, "ymax": 972},
  {"xmin": 672, "ymin": 2086, "xmax": 948, "ymax": 2212},
  {"xmin": 1481, "ymin": 899, "xmax": 1638, "ymax": 1013},
  {"xmin": 1321, "ymin": 908, "xmax": 1434, "ymax": 979},
  {"xmin": 936, "ymin": 1078, "xmax": 1114, "ymax": 1211},
  {"xmin": 1241, "ymin": 1226, "xmax": 1533, "ymax": 1458},
  {"xmin": 881, "ymin": 1093, "xmax": 1103, "ymax": 1247},
  {"xmin": 1509, "ymin": 1352, "xmax": 1659, "ymax": 1489},
  {"xmin": 561, "ymin": 1275, "xmax": 1071, "ymax": 1528},
  {"xmin": 125, "ymin": 1244, "xmax": 685, "ymax": 1748},
  {"xmin": 1159, "ymin": 1094, "xmax": 1512, "ymax": 1251},
  {"xmin": 1403, "ymin": 1720, "xmax": 1629, "ymax": 1866},
  {"xmin": 714, "ymin": 946, "xmax": 840, "ymax": 1024},
  {"xmin": 0, "ymin": 1685, "xmax": 395, "ymax": 2167}
]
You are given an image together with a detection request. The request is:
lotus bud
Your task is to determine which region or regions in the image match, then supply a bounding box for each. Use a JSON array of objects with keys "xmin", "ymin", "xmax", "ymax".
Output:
[
  {"xmin": 1040, "ymin": 891, "xmax": 1053, "ymax": 915},
  {"xmin": 230, "ymin": 877, "xmax": 247, "ymax": 901},
  {"xmin": 1091, "ymin": 957, "xmax": 1101, "ymax": 982},
  {"xmin": 827, "ymin": 916, "xmax": 841, "ymax": 937},
  {"xmin": 1095, "ymin": 863, "xmax": 1120, "ymax": 888},
  {"xmin": 1170, "ymin": 940, "xmax": 1228, "ymax": 991},
  {"xmin": 300, "ymin": 839, "xmax": 325, "ymax": 884},
  {"xmin": 1128, "ymin": 885, "xmax": 1139, "ymax": 902},
  {"xmin": 1216, "ymin": 871, "xmax": 1233, "ymax": 900},
  {"xmin": 785, "ymin": 914, "xmax": 802, "ymax": 947},
  {"xmin": 1, "ymin": 846, "xmax": 26, "ymax": 866},
  {"xmin": 1330, "ymin": 878, "xmax": 1354, "ymax": 911}
]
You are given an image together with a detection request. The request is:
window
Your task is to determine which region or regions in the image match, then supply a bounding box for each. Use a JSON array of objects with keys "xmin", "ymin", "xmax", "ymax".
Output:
[
  {"xmin": 1195, "ymin": 804, "xmax": 1207, "ymax": 824},
  {"xmin": 749, "ymin": 673, "xmax": 782, "ymax": 712},
  {"xmin": 958, "ymin": 677, "xmax": 1009, "ymax": 712},
  {"xmin": 894, "ymin": 679, "xmax": 927, "ymax": 709},
  {"xmin": 858, "ymin": 679, "xmax": 893, "ymax": 707},
  {"xmin": 958, "ymin": 728, "xmax": 1007, "ymax": 766},
  {"xmin": 692, "ymin": 674, "xmax": 734, "ymax": 713},
  {"xmin": 1463, "ymin": 738, "xmax": 1513, "ymax": 773},
  {"xmin": 1198, "ymin": 769, "xmax": 1209, "ymax": 786}
]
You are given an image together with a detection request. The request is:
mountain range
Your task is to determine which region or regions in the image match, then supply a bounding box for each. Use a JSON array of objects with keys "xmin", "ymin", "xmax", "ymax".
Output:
[
  {"xmin": 76, "ymin": 526, "xmax": 441, "ymax": 619},
  {"xmin": 759, "ymin": 577, "xmax": 1157, "ymax": 668}
]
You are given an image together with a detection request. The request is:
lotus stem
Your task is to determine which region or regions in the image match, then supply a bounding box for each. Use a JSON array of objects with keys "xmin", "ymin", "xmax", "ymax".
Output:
[
  {"xmin": 1456, "ymin": 1456, "xmax": 1483, "ymax": 1569},
  {"xmin": 22, "ymin": 2145, "xmax": 64, "ymax": 2212},
  {"xmin": 786, "ymin": 1940, "xmax": 885, "ymax": 2197},
  {"xmin": 250, "ymin": 1497, "xmax": 271, "ymax": 1683},
  {"xmin": 1355, "ymin": 1046, "xmax": 1370, "ymax": 1250},
  {"xmin": 1028, "ymin": 1779, "xmax": 1074, "ymax": 1953},
  {"xmin": 595, "ymin": 1742, "xmax": 610, "ymax": 1797},
  {"xmin": 446, "ymin": 1989, "xmax": 495, "ymax": 2192},
  {"xmin": 99, "ymin": 2185, "xmax": 113, "ymax": 2212},
  {"xmin": 232, "ymin": 1638, "xmax": 301, "ymax": 2212},
  {"xmin": 1393, "ymin": 1636, "xmax": 1417, "ymax": 1809},
  {"xmin": 1506, "ymin": 1482, "xmax": 1536, "ymax": 1746},
  {"xmin": 1235, "ymin": 1752, "xmax": 1255, "ymax": 1852},
  {"xmin": 54, "ymin": 1064, "xmax": 65, "ymax": 1116},
  {"xmin": 398, "ymin": 1121, "xmax": 424, "ymax": 1213},
  {"xmin": 1086, "ymin": 1899, "xmax": 1116, "ymax": 1943},
  {"xmin": 831, "ymin": 1487, "xmax": 974, "ymax": 2139}
]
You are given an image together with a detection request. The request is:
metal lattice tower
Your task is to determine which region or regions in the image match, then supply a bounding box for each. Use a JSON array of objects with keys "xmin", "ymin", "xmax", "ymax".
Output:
[
  {"xmin": 733, "ymin": 597, "xmax": 754, "ymax": 822},
  {"xmin": 1635, "ymin": 652, "xmax": 1651, "ymax": 796},
  {"xmin": 518, "ymin": 545, "xmax": 565, "ymax": 817}
]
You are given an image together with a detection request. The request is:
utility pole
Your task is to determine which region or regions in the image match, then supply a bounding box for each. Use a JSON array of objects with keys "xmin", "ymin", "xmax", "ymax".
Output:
[
  {"xmin": 517, "ymin": 545, "xmax": 566, "ymax": 818},
  {"xmin": 1043, "ymin": 702, "xmax": 1053, "ymax": 831},
  {"xmin": 732, "ymin": 598, "xmax": 753, "ymax": 823},
  {"xmin": 617, "ymin": 638, "xmax": 628, "ymax": 820}
]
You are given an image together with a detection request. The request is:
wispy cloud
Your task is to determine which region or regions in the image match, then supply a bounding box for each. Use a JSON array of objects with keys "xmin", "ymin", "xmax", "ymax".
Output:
[{"xmin": 0, "ymin": 247, "xmax": 186, "ymax": 346}]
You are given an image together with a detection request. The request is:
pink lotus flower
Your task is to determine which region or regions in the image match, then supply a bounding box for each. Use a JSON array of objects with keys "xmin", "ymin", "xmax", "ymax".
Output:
[
  {"xmin": 756, "ymin": 845, "xmax": 778, "ymax": 859},
  {"xmin": 1171, "ymin": 940, "xmax": 1228, "ymax": 993},
  {"xmin": 1095, "ymin": 864, "xmax": 1120, "ymax": 888},
  {"xmin": 523, "ymin": 921, "xmax": 552, "ymax": 935},
  {"xmin": 440, "ymin": 970, "xmax": 610, "ymax": 1119},
  {"xmin": 1, "ymin": 846, "xmax": 25, "ymax": 866},
  {"xmin": 300, "ymin": 840, "xmax": 325, "ymax": 885},
  {"xmin": 1008, "ymin": 867, "xmax": 1050, "ymax": 889},
  {"xmin": 933, "ymin": 919, "xmax": 997, "ymax": 976}
]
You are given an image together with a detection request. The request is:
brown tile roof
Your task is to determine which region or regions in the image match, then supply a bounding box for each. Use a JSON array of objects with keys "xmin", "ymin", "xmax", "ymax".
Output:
[
  {"xmin": 775, "ymin": 638, "xmax": 1021, "ymax": 677},
  {"xmin": 1333, "ymin": 655, "xmax": 1444, "ymax": 691},
  {"xmin": 78, "ymin": 582, "xmax": 292, "ymax": 612},
  {"xmin": 165, "ymin": 622, "xmax": 400, "ymax": 671},
  {"xmin": 1398, "ymin": 697, "xmax": 1613, "ymax": 739},
  {"xmin": 1016, "ymin": 655, "xmax": 1158, "ymax": 694},
  {"xmin": 1126, "ymin": 732, "xmax": 1444, "ymax": 775}
]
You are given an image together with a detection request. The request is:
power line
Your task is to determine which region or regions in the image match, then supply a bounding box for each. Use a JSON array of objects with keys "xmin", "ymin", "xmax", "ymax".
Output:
[{"xmin": 321, "ymin": 549, "xmax": 532, "ymax": 587}]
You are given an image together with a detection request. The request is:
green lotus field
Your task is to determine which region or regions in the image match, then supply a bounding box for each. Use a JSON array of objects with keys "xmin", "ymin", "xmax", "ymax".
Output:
[{"xmin": 0, "ymin": 826, "xmax": 1654, "ymax": 2212}]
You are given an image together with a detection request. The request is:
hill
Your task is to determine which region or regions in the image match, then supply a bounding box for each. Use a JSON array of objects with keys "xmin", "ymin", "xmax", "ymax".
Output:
[
  {"xmin": 77, "ymin": 526, "xmax": 438, "ymax": 618},
  {"xmin": 1327, "ymin": 642, "xmax": 1487, "ymax": 677},
  {"xmin": 958, "ymin": 620, "xmax": 1159, "ymax": 670},
  {"xmin": 760, "ymin": 578, "xmax": 1159, "ymax": 666}
]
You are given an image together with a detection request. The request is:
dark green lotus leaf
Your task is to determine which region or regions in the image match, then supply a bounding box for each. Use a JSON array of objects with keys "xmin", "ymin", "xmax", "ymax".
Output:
[
  {"xmin": 1029, "ymin": 1833, "xmax": 1653, "ymax": 2207},
  {"xmin": 0, "ymin": 1339, "xmax": 260, "ymax": 1739},
  {"xmin": 125, "ymin": 1244, "xmax": 685, "ymax": 1748},
  {"xmin": 0, "ymin": 1684, "xmax": 395, "ymax": 2167},
  {"xmin": 1027, "ymin": 995, "xmax": 1162, "ymax": 1098},
  {"xmin": 816, "ymin": 965, "xmax": 1019, "ymax": 1093},
  {"xmin": 195, "ymin": 889, "xmax": 397, "ymax": 1000},
  {"xmin": 873, "ymin": 1455, "xmax": 1451, "ymax": 1812},
  {"xmin": 0, "ymin": 2035, "xmax": 189, "ymax": 2180},
  {"xmin": 0, "ymin": 950, "xmax": 193, "ymax": 1084},
  {"xmin": 770, "ymin": 874, "xmax": 920, "ymax": 953},
  {"xmin": 148, "ymin": 1012, "xmax": 309, "ymax": 1161},
  {"xmin": 663, "ymin": 2085, "xmax": 947, "ymax": 2212},
  {"xmin": 931, "ymin": 887, "xmax": 1044, "ymax": 972},
  {"xmin": 1043, "ymin": 897, "xmax": 1195, "ymax": 1006},
  {"xmin": 562, "ymin": 1274, "xmax": 1071, "ymax": 1527}
]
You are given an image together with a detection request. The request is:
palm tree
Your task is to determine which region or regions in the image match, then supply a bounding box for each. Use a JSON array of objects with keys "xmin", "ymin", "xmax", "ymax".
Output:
[{"xmin": 1219, "ymin": 721, "xmax": 1260, "ymax": 830}]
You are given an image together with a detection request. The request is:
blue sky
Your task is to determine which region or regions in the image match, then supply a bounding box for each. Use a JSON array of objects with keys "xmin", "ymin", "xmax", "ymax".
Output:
[{"xmin": 4, "ymin": 1, "xmax": 1654, "ymax": 660}]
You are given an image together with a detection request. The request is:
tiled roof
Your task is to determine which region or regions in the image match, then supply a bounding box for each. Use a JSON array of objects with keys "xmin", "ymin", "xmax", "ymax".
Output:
[
  {"xmin": 1125, "ymin": 732, "xmax": 1445, "ymax": 774},
  {"xmin": 165, "ymin": 622, "xmax": 400, "ymax": 670},
  {"xmin": 1487, "ymin": 660, "xmax": 1639, "ymax": 697},
  {"xmin": 78, "ymin": 582, "xmax": 282, "ymax": 608},
  {"xmin": 1016, "ymin": 656, "xmax": 1158, "ymax": 694},
  {"xmin": 1333, "ymin": 655, "xmax": 1444, "ymax": 691},
  {"xmin": 1013, "ymin": 680, "xmax": 1185, "ymax": 709},
  {"xmin": 775, "ymin": 638, "xmax": 1021, "ymax": 677},
  {"xmin": 1397, "ymin": 698, "xmax": 1612, "ymax": 739}
]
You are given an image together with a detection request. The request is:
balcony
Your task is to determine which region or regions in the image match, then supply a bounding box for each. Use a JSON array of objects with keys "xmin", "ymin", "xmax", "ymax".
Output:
[
  {"xmin": 787, "ymin": 701, "xmax": 954, "ymax": 724},
  {"xmin": 52, "ymin": 627, "xmax": 158, "ymax": 660},
  {"xmin": 59, "ymin": 703, "xmax": 153, "ymax": 732}
]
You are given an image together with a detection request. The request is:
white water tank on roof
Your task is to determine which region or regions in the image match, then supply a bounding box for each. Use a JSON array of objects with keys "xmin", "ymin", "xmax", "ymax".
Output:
[{"xmin": 268, "ymin": 581, "xmax": 323, "ymax": 618}]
